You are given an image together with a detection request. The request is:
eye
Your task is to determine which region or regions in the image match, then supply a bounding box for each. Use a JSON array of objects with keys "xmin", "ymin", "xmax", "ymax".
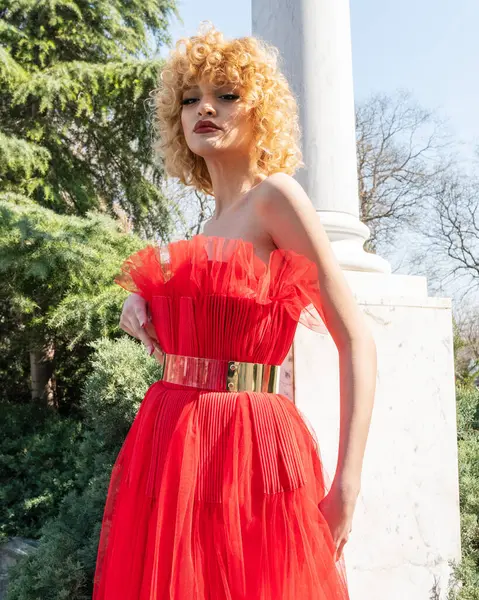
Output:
[{"xmin": 180, "ymin": 93, "xmax": 240, "ymax": 106}]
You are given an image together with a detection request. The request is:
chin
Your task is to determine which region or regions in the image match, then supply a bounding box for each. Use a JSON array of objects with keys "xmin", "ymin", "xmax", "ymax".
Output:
[{"xmin": 191, "ymin": 144, "xmax": 224, "ymax": 158}]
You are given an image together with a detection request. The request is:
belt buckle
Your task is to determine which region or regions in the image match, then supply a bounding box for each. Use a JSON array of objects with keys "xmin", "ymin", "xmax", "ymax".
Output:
[
  {"xmin": 226, "ymin": 360, "xmax": 280, "ymax": 393},
  {"xmin": 226, "ymin": 360, "xmax": 239, "ymax": 392}
]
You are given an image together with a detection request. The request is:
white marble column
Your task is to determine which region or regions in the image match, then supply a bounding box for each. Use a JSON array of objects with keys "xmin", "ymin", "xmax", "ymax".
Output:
[
  {"xmin": 252, "ymin": 0, "xmax": 390, "ymax": 273},
  {"xmin": 253, "ymin": 1, "xmax": 462, "ymax": 598}
]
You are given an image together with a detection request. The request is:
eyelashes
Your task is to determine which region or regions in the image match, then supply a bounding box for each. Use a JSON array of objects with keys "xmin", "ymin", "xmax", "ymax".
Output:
[{"xmin": 181, "ymin": 94, "xmax": 240, "ymax": 106}]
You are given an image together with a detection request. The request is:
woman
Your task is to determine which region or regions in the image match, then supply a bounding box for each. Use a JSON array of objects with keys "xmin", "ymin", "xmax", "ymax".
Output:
[{"xmin": 93, "ymin": 21, "xmax": 377, "ymax": 600}]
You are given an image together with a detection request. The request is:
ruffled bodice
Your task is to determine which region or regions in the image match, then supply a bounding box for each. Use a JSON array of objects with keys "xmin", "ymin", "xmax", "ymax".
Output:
[{"xmin": 114, "ymin": 234, "xmax": 329, "ymax": 366}]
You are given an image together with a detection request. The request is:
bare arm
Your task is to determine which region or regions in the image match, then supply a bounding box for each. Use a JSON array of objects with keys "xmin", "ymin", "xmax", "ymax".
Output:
[{"xmin": 256, "ymin": 173, "xmax": 377, "ymax": 557}]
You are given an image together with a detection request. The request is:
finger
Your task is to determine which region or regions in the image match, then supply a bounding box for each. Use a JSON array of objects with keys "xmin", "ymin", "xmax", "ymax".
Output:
[
  {"xmin": 136, "ymin": 326, "xmax": 157, "ymax": 354},
  {"xmin": 134, "ymin": 304, "xmax": 149, "ymax": 329},
  {"xmin": 140, "ymin": 320, "xmax": 162, "ymax": 351},
  {"xmin": 119, "ymin": 312, "xmax": 141, "ymax": 337},
  {"xmin": 131, "ymin": 301, "xmax": 158, "ymax": 347},
  {"xmin": 142, "ymin": 321, "xmax": 159, "ymax": 342},
  {"xmin": 121, "ymin": 314, "xmax": 156, "ymax": 354},
  {"xmin": 150, "ymin": 344, "xmax": 165, "ymax": 364},
  {"xmin": 335, "ymin": 538, "xmax": 347, "ymax": 562},
  {"xmin": 119, "ymin": 316, "xmax": 136, "ymax": 338}
]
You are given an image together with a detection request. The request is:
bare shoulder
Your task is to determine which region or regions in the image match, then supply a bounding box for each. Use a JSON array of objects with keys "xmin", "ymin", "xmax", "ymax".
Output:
[
  {"xmin": 254, "ymin": 172, "xmax": 317, "ymax": 231},
  {"xmin": 254, "ymin": 172, "xmax": 301, "ymax": 204},
  {"xmin": 258, "ymin": 172, "xmax": 305, "ymax": 194},
  {"xmin": 253, "ymin": 172, "xmax": 328, "ymax": 258}
]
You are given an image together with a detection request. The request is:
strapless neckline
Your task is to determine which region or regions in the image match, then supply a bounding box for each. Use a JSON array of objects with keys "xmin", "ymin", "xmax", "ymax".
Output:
[{"xmin": 172, "ymin": 233, "xmax": 315, "ymax": 273}]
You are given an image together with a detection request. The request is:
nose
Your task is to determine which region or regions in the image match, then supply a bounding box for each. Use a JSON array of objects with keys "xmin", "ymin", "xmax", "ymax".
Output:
[{"xmin": 198, "ymin": 99, "xmax": 215, "ymax": 116}]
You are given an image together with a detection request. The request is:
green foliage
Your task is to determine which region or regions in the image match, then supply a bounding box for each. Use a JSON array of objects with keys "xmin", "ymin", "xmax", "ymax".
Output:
[
  {"xmin": 0, "ymin": 289, "xmax": 32, "ymax": 403},
  {"xmin": 453, "ymin": 319, "xmax": 478, "ymax": 388},
  {"xmin": 1, "ymin": 0, "xmax": 177, "ymax": 66},
  {"xmin": 0, "ymin": 402, "xmax": 83, "ymax": 542},
  {"xmin": 80, "ymin": 336, "xmax": 164, "ymax": 445},
  {"xmin": 0, "ymin": 0, "xmax": 182, "ymax": 408},
  {"xmin": 448, "ymin": 383, "xmax": 479, "ymax": 599},
  {"xmin": 0, "ymin": 197, "xmax": 147, "ymax": 406},
  {"xmin": 4, "ymin": 336, "xmax": 163, "ymax": 600},
  {"xmin": 0, "ymin": 0, "xmax": 180, "ymax": 235},
  {"xmin": 0, "ymin": 132, "xmax": 51, "ymax": 181}
]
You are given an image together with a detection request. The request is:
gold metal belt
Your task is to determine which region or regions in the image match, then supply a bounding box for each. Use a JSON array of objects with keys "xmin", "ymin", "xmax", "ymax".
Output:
[{"xmin": 159, "ymin": 352, "xmax": 281, "ymax": 393}]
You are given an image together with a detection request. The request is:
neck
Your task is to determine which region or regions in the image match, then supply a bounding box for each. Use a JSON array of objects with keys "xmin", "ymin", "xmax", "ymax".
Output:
[{"xmin": 204, "ymin": 154, "xmax": 264, "ymax": 220}]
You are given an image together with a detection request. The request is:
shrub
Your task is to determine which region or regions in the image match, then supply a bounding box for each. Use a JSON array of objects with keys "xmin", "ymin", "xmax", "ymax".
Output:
[
  {"xmin": 0, "ymin": 402, "xmax": 83, "ymax": 543},
  {"xmin": 448, "ymin": 383, "xmax": 479, "ymax": 599},
  {"xmin": 4, "ymin": 336, "xmax": 162, "ymax": 600}
]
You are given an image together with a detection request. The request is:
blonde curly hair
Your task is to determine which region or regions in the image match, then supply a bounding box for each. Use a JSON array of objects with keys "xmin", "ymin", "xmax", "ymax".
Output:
[{"xmin": 150, "ymin": 21, "xmax": 304, "ymax": 196}]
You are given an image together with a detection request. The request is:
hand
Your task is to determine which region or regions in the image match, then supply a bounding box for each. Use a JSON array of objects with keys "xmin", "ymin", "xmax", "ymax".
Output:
[
  {"xmin": 119, "ymin": 293, "xmax": 163, "ymax": 358},
  {"xmin": 318, "ymin": 483, "xmax": 357, "ymax": 562}
]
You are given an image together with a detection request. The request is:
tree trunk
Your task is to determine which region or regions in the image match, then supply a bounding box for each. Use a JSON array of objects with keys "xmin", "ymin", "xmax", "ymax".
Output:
[{"xmin": 29, "ymin": 341, "xmax": 57, "ymax": 407}]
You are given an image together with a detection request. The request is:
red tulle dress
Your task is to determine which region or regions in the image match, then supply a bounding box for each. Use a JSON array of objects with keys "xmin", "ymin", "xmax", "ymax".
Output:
[{"xmin": 92, "ymin": 234, "xmax": 350, "ymax": 600}]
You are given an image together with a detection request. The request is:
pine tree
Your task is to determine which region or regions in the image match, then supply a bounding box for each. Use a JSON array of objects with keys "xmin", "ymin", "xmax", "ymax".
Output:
[
  {"xmin": 0, "ymin": 0, "xmax": 180, "ymax": 237},
  {"xmin": 0, "ymin": 197, "xmax": 146, "ymax": 406},
  {"xmin": 0, "ymin": 0, "xmax": 181, "ymax": 404}
]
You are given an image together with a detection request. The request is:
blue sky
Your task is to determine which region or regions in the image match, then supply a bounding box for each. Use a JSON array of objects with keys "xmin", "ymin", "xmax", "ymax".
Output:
[{"xmin": 158, "ymin": 0, "xmax": 479, "ymax": 165}]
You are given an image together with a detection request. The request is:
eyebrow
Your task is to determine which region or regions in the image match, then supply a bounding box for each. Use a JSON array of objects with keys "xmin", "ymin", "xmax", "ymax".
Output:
[{"xmin": 183, "ymin": 84, "xmax": 234, "ymax": 93}]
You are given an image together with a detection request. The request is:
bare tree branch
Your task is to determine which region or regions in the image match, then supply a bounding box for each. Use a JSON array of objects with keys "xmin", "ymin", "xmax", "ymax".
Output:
[{"xmin": 356, "ymin": 89, "xmax": 455, "ymax": 254}]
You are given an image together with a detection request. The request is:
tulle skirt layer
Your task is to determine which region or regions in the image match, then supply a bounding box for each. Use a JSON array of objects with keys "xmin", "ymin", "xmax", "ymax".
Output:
[{"xmin": 93, "ymin": 380, "xmax": 349, "ymax": 600}]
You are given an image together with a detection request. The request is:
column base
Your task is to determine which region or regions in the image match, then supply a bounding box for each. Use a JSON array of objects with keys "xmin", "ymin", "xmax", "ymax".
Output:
[{"xmin": 319, "ymin": 210, "xmax": 392, "ymax": 274}]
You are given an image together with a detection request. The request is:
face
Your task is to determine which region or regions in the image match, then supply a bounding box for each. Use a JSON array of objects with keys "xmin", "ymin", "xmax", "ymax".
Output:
[{"xmin": 180, "ymin": 78, "xmax": 256, "ymax": 159}]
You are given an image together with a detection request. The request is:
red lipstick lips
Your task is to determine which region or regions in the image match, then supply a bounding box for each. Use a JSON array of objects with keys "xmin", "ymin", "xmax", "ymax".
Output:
[{"xmin": 194, "ymin": 119, "xmax": 221, "ymax": 132}]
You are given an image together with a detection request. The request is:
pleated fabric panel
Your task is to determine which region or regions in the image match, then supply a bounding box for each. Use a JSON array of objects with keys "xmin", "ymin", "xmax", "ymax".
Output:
[{"xmin": 93, "ymin": 382, "xmax": 349, "ymax": 599}]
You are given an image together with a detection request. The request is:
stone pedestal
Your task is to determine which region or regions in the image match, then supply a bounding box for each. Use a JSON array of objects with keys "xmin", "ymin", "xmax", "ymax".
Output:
[{"xmin": 292, "ymin": 273, "xmax": 461, "ymax": 599}]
